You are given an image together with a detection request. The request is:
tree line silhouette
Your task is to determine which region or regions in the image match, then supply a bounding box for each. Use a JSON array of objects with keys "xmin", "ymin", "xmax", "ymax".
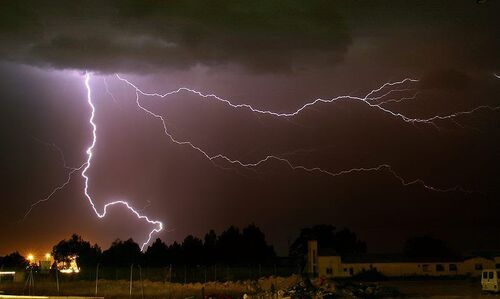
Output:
[
  {"xmin": 54, "ymin": 224, "xmax": 276, "ymax": 268},
  {"xmin": 1, "ymin": 224, "xmax": 455, "ymax": 271}
]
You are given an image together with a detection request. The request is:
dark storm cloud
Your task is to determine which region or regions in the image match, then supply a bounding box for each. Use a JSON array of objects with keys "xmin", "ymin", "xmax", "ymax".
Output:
[
  {"xmin": 418, "ymin": 69, "xmax": 471, "ymax": 91},
  {"xmin": 335, "ymin": 0, "xmax": 500, "ymax": 73},
  {"xmin": 0, "ymin": 0, "xmax": 351, "ymax": 73},
  {"xmin": 1, "ymin": 0, "xmax": 499, "ymax": 256}
]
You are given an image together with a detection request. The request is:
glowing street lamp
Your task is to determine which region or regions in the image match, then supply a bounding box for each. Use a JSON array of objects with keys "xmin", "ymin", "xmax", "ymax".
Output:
[{"xmin": 27, "ymin": 254, "xmax": 34, "ymax": 264}]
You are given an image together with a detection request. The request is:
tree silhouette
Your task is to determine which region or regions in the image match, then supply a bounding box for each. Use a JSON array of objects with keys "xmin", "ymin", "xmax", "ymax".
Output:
[
  {"xmin": 241, "ymin": 224, "xmax": 275, "ymax": 263},
  {"xmin": 102, "ymin": 238, "xmax": 142, "ymax": 266},
  {"xmin": 289, "ymin": 225, "xmax": 366, "ymax": 258},
  {"xmin": 217, "ymin": 225, "xmax": 243, "ymax": 264},
  {"xmin": 0, "ymin": 252, "xmax": 28, "ymax": 269},
  {"xmin": 52, "ymin": 234, "xmax": 101, "ymax": 267},
  {"xmin": 182, "ymin": 235, "xmax": 204, "ymax": 265},
  {"xmin": 168, "ymin": 241, "xmax": 182, "ymax": 265},
  {"xmin": 144, "ymin": 238, "xmax": 169, "ymax": 266},
  {"xmin": 51, "ymin": 224, "xmax": 277, "ymax": 267},
  {"xmin": 204, "ymin": 229, "xmax": 217, "ymax": 264}
]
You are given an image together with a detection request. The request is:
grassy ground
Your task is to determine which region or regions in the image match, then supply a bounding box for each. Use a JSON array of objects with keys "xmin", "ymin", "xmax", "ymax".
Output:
[
  {"xmin": 1, "ymin": 276, "xmax": 498, "ymax": 298},
  {"xmin": 379, "ymin": 279, "xmax": 499, "ymax": 298},
  {"xmin": 0, "ymin": 276, "xmax": 300, "ymax": 299}
]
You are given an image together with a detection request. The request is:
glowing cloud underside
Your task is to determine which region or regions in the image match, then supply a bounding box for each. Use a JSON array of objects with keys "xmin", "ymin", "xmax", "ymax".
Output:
[{"xmin": 25, "ymin": 71, "xmax": 499, "ymax": 250}]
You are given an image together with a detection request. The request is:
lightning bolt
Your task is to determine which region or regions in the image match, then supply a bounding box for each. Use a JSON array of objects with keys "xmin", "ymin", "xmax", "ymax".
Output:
[
  {"xmin": 119, "ymin": 76, "xmax": 474, "ymax": 193},
  {"xmin": 112, "ymin": 74, "xmax": 496, "ymax": 192},
  {"xmin": 23, "ymin": 73, "xmax": 162, "ymax": 250},
  {"xmin": 82, "ymin": 73, "xmax": 163, "ymax": 250},
  {"xmin": 117, "ymin": 76, "xmax": 421, "ymax": 121},
  {"xmin": 27, "ymin": 70, "xmax": 495, "ymax": 249},
  {"xmin": 117, "ymin": 75, "xmax": 499, "ymax": 129}
]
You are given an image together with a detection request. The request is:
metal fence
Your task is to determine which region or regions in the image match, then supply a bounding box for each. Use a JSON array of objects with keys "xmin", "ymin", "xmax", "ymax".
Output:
[{"xmin": 78, "ymin": 264, "xmax": 301, "ymax": 283}]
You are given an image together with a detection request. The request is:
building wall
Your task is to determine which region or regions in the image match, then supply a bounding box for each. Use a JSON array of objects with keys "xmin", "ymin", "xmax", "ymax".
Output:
[
  {"xmin": 340, "ymin": 261, "xmax": 462, "ymax": 277},
  {"xmin": 322, "ymin": 258, "xmax": 496, "ymax": 278},
  {"xmin": 307, "ymin": 240, "xmax": 499, "ymax": 278},
  {"xmin": 317, "ymin": 256, "xmax": 346, "ymax": 277},
  {"xmin": 306, "ymin": 240, "xmax": 318, "ymax": 276},
  {"xmin": 462, "ymin": 257, "xmax": 495, "ymax": 276}
]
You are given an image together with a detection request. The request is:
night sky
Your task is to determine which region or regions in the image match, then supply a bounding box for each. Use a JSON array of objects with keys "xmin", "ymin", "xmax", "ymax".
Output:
[{"xmin": 0, "ymin": 0, "xmax": 499, "ymax": 256}]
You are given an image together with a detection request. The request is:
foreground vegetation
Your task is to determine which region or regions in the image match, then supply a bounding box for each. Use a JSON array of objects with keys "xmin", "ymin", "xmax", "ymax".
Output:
[{"xmin": 0, "ymin": 276, "xmax": 299, "ymax": 299}]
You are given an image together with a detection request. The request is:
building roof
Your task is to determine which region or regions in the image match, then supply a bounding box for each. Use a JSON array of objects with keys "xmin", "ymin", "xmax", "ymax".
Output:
[
  {"xmin": 463, "ymin": 250, "xmax": 500, "ymax": 259},
  {"xmin": 341, "ymin": 253, "xmax": 465, "ymax": 263},
  {"xmin": 315, "ymin": 242, "xmax": 499, "ymax": 264}
]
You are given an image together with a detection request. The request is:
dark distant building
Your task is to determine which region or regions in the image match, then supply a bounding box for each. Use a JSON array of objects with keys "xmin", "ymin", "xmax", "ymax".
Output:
[{"xmin": 306, "ymin": 240, "xmax": 500, "ymax": 278}]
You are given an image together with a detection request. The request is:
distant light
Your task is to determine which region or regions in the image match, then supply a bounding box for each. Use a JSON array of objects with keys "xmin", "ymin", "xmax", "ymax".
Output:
[
  {"xmin": 0, "ymin": 271, "xmax": 16, "ymax": 275},
  {"xmin": 58, "ymin": 255, "xmax": 80, "ymax": 274},
  {"xmin": 60, "ymin": 268, "xmax": 80, "ymax": 274},
  {"xmin": 45, "ymin": 253, "xmax": 51, "ymax": 260},
  {"xmin": 27, "ymin": 254, "xmax": 34, "ymax": 261}
]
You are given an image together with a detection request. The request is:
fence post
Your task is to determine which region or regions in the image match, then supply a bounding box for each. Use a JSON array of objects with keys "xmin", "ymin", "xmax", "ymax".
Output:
[
  {"xmin": 31, "ymin": 268, "xmax": 35, "ymax": 295},
  {"xmin": 169, "ymin": 264, "xmax": 172, "ymax": 283},
  {"xmin": 95, "ymin": 263, "xmax": 99, "ymax": 296},
  {"xmin": 139, "ymin": 265, "xmax": 144, "ymax": 299},
  {"xmin": 55, "ymin": 268, "xmax": 59, "ymax": 295},
  {"xmin": 214, "ymin": 265, "xmax": 217, "ymax": 281},
  {"xmin": 26, "ymin": 267, "xmax": 35, "ymax": 295},
  {"xmin": 184, "ymin": 265, "xmax": 187, "ymax": 284},
  {"xmin": 129, "ymin": 264, "xmax": 134, "ymax": 297},
  {"xmin": 204, "ymin": 266, "xmax": 207, "ymax": 283}
]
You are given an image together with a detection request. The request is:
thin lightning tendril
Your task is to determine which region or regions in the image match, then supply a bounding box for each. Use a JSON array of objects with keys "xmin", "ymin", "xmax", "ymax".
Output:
[
  {"xmin": 33, "ymin": 138, "xmax": 78, "ymax": 171},
  {"xmin": 22, "ymin": 163, "xmax": 86, "ymax": 221},
  {"xmin": 103, "ymin": 78, "xmax": 118, "ymax": 104}
]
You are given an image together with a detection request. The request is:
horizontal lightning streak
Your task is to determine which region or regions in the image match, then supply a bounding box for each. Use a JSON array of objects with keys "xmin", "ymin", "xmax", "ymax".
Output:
[
  {"xmin": 117, "ymin": 75, "xmax": 500, "ymax": 128},
  {"xmin": 117, "ymin": 75, "xmax": 424, "ymax": 123},
  {"xmin": 131, "ymin": 86, "xmax": 468, "ymax": 193}
]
